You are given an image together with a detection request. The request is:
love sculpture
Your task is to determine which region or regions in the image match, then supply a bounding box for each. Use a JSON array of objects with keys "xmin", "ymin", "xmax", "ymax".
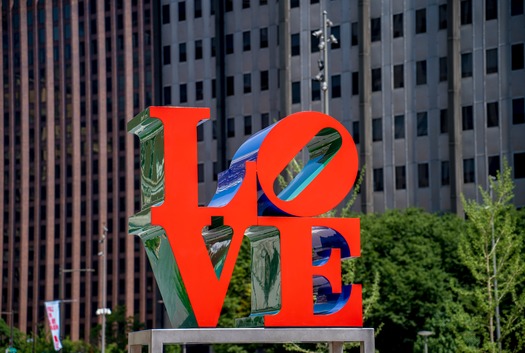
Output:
[{"xmin": 128, "ymin": 107, "xmax": 362, "ymax": 328}]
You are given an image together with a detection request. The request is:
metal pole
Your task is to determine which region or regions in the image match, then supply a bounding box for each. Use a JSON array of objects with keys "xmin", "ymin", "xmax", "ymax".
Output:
[
  {"xmin": 99, "ymin": 225, "xmax": 109, "ymax": 353},
  {"xmin": 59, "ymin": 267, "xmax": 64, "ymax": 344},
  {"xmin": 322, "ymin": 11, "xmax": 329, "ymax": 115},
  {"xmin": 424, "ymin": 336, "xmax": 428, "ymax": 353},
  {"xmin": 1, "ymin": 311, "xmax": 15, "ymax": 347},
  {"xmin": 489, "ymin": 182, "xmax": 502, "ymax": 353}
]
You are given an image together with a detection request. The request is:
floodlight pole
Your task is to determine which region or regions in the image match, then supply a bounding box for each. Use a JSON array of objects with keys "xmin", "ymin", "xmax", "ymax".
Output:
[{"xmin": 97, "ymin": 225, "xmax": 110, "ymax": 353}]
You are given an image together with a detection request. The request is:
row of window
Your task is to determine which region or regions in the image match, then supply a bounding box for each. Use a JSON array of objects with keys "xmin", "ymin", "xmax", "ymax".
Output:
[{"xmin": 373, "ymin": 152, "xmax": 525, "ymax": 192}]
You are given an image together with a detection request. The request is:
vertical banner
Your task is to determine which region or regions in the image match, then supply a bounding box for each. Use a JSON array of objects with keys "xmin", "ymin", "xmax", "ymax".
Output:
[{"xmin": 45, "ymin": 301, "xmax": 63, "ymax": 351}]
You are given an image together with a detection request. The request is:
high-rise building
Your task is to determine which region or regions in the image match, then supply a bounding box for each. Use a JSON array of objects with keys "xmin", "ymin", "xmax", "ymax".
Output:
[
  {"xmin": 161, "ymin": 0, "xmax": 524, "ymax": 213},
  {"xmin": 1, "ymin": 0, "xmax": 161, "ymax": 342}
]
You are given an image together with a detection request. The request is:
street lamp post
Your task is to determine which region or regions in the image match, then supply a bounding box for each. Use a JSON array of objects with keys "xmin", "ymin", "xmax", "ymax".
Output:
[
  {"xmin": 96, "ymin": 225, "xmax": 111, "ymax": 353},
  {"xmin": 1, "ymin": 311, "xmax": 15, "ymax": 347},
  {"xmin": 312, "ymin": 10, "xmax": 338, "ymax": 115},
  {"xmin": 489, "ymin": 178, "xmax": 502, "ymax": 353},
  {"xmin": 418, "ymin": 330, "xmax": 434, "ymax": 353}
]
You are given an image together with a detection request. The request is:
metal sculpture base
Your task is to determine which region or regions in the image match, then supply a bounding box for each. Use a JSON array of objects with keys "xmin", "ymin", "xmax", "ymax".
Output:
[{"xmin": 128, "ymin": 328, "xmax": 375, "ymax": 353}]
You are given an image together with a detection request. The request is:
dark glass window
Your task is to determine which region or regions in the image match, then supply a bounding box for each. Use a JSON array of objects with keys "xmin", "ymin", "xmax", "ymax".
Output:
[
  {"xmin": 211, "ymin": 37, "xmax": 216, "ymax": 57},
  {"xmin": 372, "ymin": 118, "xmax": 382, "ymax": 142},
  {"xmin": 439, "ymin": 4, "xmax": 447, "ymax": 30},
  {"xmin": 395, "ymin": 166, "xmax": 406, "ymax": 190},
  {"xmin": 462, "ymin": 105, "xmax": 474, "ymax": 130},
  {"xmin": 393, "ymin": 13, "xmax": 403, "ymax": 38},
  {"xmin": 260, "ymin": 28, "xmax": 268, "ymax": 48},
  {"xmin": 512, "ymin": 43, "xmax": 524, "ymax": 70},
  {"xmin": 226, "ymin": 76, "xmax": 234, "ymax": 96},
  {"xmin": 196, "ymin": 81, "xmax": 203, "ymax": 101},
  {"xmin": 441, "ymin": 161, "xmax": 450, "ymax": 185},
  {"xmin": 394, "ymin": 115, "xmax": 405, "ymax": 139},
  {"xmin": 179, "ymin": 84, "xmax": 187, "ymax": 103},
  {"xmin": 244, "ymin": 116, "xmax": 252, "ymax": 135},
  {"xmin": 312, "ymin": 80, "xmax": 320, "ymax": 101},
  {"xmin": 464, "ymin": 158, "xmax": 475, "ymax": 183},
  {"xmin": 486, "ymin": 0, "xmax": 497, "ymax": 20},
  {"xmin": 486, "ymin": 48, "xmax": 498, "ymax": 74},
  {"xmin": 311, "ymin": 30, "xmax": 320, "ymax": 53},
  {"xmin": 512, "ymin": 98, "xmax": 525, "ymax": 124},
  {"xmin": 462, "ymin": 53, "xmax": 473, "ymax": 77},
  {"xmin": 243, "ymin": 31, "xmax": 251, "ymax": 51},
  {"xmin": 292, "ymin": 82, "xmax": 301, "ymax": 104},
  {"xmin": 163, "ymin": 45, "xmax": 170, "ymax": 65},
  {"xmin": 260, "ymin": 71, "xmax": 269, "ymax": 91},
  {"xmin": 243, "ymin": 73, "xmax": 251, "ymax": 94},
  {"xmin": 261, "ymin": 113, "xmax": 269, "ymax": 128},
  {"xmin": 351, "ymin": 22, "xmax": 358, "ymax": 45},
  {"xmin": 291, "ymin": 33, "xmax": 300, "ymax": 56},
  {"xmin": 227, "ymin": 118, "xmax": 235, "ymax": 138},
  {"xmin": 162, "ymin": 4, "xmax": 170, "ymax": 24},
  {"xmin": 197, "ymin": 163, "xmax": 204, "ymax": 183},
  {"xmin": 178, "ymin": 1, "xmax": 186, "ymax": 21},
  {"xmin": 439, "ymin": 57, "xmax": 448, "ymax": 82},
  {"xmin": 290, "ymin": 0, "xmax": 299, "ymax": 8},
  {"xmin": 352, "ymin": 121, "xmax": 360, "ymax": 144},
  {"xmin": 242, "ymin": 0, "xmax": 250, "ymax": 9},
  {"xmin": 461, "ymin": 0, "xmax": 472, "ymax": 24},
  {"xmin": 331, "ymin": 75, "xmax": 341, "ymax": 98},
  {"xmin": 373, "ymin": 168, "xmax": 384, "ymax": 192},
  {"xmin": 163, "ymin": 86, "xmax": 171, "ymax": 105},
  {"xmin": 226, "ymin": 34, "xmax": 234, "ymax": 54},
  {"xmin": 514, "ymin": 153, "xmax": 525, "ymax": 178},
  {"xmin": 486, "ymin": 102, "xmax": 499, "ymax": 127},
  {"xmin": 440, "ymin": 109, "xmax": 448, "ymax": 133},
  {"xmin": 225, "ymin": 0, "xmax": 233, "ymax": 11},
  {"xmin": 331, "ymin": 26, "xmax": 340, "ymax": 49},
  {"xmin": 511, "ymin": 0, "xmax": 524, "ymax": 15},
  {"xmin": 179, "ymin": 43, "xmax": 186, "ymax": 62},
  {"xmin": 372, "ymin": 68, "xmax": 381, "ymax": 92},
  {"xmin": 416, "ymin": 60, "xmax": 427, "ymax": 85},
  {"xmin": 417, "ymin": 112, "xmax": 428, "ymax": 136},
  {"xmin": 415, "ymin": 9, "xmax": 426, "ymax": 34},
  {"xmin": 393, "ymin": 64, "xmax": 404, "ymax": 88},
  {"xmin": 418, "ymin": 163, "xmax": 429, "ymax": 188},
  {"xmin": 194, "ymin": 0, "xmax": 202, "ymax": 18},
  {"xmin": 195, "ymin": 40, "xmax": 203, "ymax": 59},
  {"xmin": 488, "ymin": 155, "xmax": 500, "ymax": 177},
  {"xmin": 371, "ymin": 18, "xmax": 381, "ymax": 42},
  {"xmin": 352, "ymin": 72, "xmax": 359, "ymax": 95},
  {"xmin": 197, "ymin": 125, "xmax": 203, "ymax": 141}
]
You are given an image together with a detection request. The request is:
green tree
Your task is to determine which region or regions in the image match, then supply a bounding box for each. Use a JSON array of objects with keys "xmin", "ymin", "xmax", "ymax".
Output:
[{"xmin": 456, "ymin": 163, "xmax": 525, "ymax": 353}]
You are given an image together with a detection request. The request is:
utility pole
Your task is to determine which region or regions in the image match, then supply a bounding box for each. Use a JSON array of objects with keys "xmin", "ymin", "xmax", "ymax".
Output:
[
  {"xmin": 96, "ymin": 225, "xmax": 111, "ymax": 353},
  {"xmin": 312, "ymin": 10, "xmax": 338, "ymax": 115}
]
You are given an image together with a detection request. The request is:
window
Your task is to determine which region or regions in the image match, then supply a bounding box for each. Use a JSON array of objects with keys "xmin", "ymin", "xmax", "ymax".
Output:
[
  {"xmin": 226, "ymin": 34, "xmax": 234, "ymax": 54},
  {"xmin": 373, "ymin": 168, "xmax": 384, "ymax": 192},
  {"xmin": 331, "ymin": 75, "xmax": 341, "ymax": 98},
  {"xmin": 163, "ymin": 86, "xmax": 171, "ymax": 105},
  {"xmin": 227, "ymin": 118, "xmax": 235, "ymax": 138},
  {"xmin": 244, "ymin": 116, "xmax": 252, "ymax": 135},
  {"xmin": 260, "ymin": 28, "xmax": 268, "ymax": 48},
  {"xmin": 415, "ymin": 9, "xmax": 426, "ymax": 34},
  {"xmin": 163, "ymin": 45, "xmax": 171, "ymax": 65},
  {"xmin": 395, "ymin": 166, "xmax": 406, "ymax": 190},
  {"xmin": 352, "ymin": 121, "xmax": 360, "ymax": 144},
  {"xmin": 292, "ymin": 82, "xmax": 301, "ymax": 104},
  {"xmin": 464, "ymin": 158, "xmax": 475, "ymax": 183},
  {"xmin": 179, "ymin": 43, "xmax": 187, "ymax": 62},
  {"xmin": 372, "ymin": 118, "xmax": 382, "ymax": 142},
  {"xmin": 393, "ymin": 64, "xmax": 404, "ymax": 88},
  {"xmin": 417, "ymin": 112, "xmax": 428, "ymax": 136},
  {"xmin": 242, "ymin": 0, "xmax": 250, "ymax": 9},
  {"xmin": 352, "ymin": 72, "xmax": 359, "ymax": 95},
  {"xmin": 291, "ymin": 33, "xmax": 300, "ymax": 56},
  {"xmin": 461, "ymin": 0, "xmax": 472, "ymax": 24},
  {"xmin": 290, "ymin": 0, "xmax": 299, "ymax": 8},
  {"xmin": 162, "ymin": 4, "xmax": 170, "ymax": 24},
  {"xmin": 393, "ymin": 13, "xmax": 403, "ymax": 38},
  {"xmin": 178, "ymin": 1, "xmax": 186, "ymax": 21},
  {"xmin": 225, "ymin": 0, "xmax": 233, "ymax": 11},
  {"xmin": 513, "ymin": 98, "xmax": 525, "ymax": 124},
  {"xmin": 211, "ymin": 37, "xmax": 216, "ymax": 57},
  {"xmin": 439, "ymin": 57, "xmax": 448, "ymax": 81},
  {"xmin": 243, "ymin": 73, "xmax": 251, "ymax": 93},
  {"xmin": 312, "ymin": 80, "xmax": 320, "ymax": 101},
  {"xmin": 351, "ymin": 22, "xmax": 358, "ymax": 45},
  {"xmin": 212, "ymin": 121, "xmax": 217, "ymax": 139},
  {"xmin": 486, "ymin": 0, "xmax": 497, "ymax": 20},
  {"xmin": 462, "ymin": 105, "xmax": 473, "ymax": 130},
  {"xmin": 260, "ymin": 71, "xmax": 269, "ymax": 91},
  {"xmin": 261, "ymin": 113, "xmax": 269, "ymax": 128},
  {"xmin": 198, "ymin": 163, "xmax": 204, "ymax": 183},
  {"xmin": 394, "ymin": 115, "xmax": 405, "ymax": 139},
  {"xmin": 418, "ymin": 163, "xmax": 429, "ymax": 188},
  {"xmin": 512, "ymin": 43, "xmax": 524, "ymax": 70},
  {"xmin": 440, "ymin": 109, "xmax": 448, "ymax": 133},
  {"xmin": 462, "ymin": 52, "xmax": 473, "ymax": 77},
  {"xmin": 243, "ymin": 31, "xmax": 251, "ymax": 51},
  {"xmin": 371, "ymin": 18, "xmax": 381, "ymax": 42},
  {"xmin": 227, "ymin": 76, "xmax": 234, "ymax": 96},
  {"xmin": 331, "ymin": 26, "xmax": 340, "ymax": 49},
  {"xmin": 416, "ymin": 60, "xmax": 427, "ymax": 85},
  {"xmin": 486, "ymin": 48, "xmax": 498, "ymax": 74},
  {"xmin": 441, "ymin": 161, "xmax": 450, "ymax": 185},
  {"xmin": 372, "ymin": 68, "xmax": 381, "ymax": 92},
  {"xmin": 439, "ymin": 4, "xmax": 447, "ymax": 30},
  {"xmin": 197, "ymin": 125, "xmax": 204, "ymax": 142},
  {"xmin": 212, "ymin": 79, "xmax": 216, "ymax": 98},
  {"xmin": 511, "ymin": 0, "xmax": 524, "ymax": 15},
  {"xmin": 487, "ymin": 102, "xmax": 499, "ymax": 127},
  {"xmin": 311, "ymin": 30, "xmax": 320, "ymax": 53},
  {"xmin": 195, "ymin": 40, "xmax": 202, "ymax": 59},
  {"xmin": 196, "ymin": 81, "xmax": 203, "ymax": 101},
  {"xmin": 514, "ymin": 153, "xmax": 525, "ymax": 178},
  {"xmin": 179, "ymin": 84, "xmax": 187, "ymax": 103},
  {"xmin": 488, "ymin": 155, "xmax": 500, "ymax": 177},
  {"xmin": 194, "ymin": 0, "xmax": 202, "ymax": 18}
]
